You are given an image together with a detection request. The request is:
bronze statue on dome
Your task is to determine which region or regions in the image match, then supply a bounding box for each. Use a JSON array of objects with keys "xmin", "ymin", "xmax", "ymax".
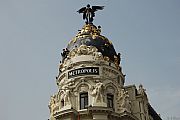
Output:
[{"xmin": 77, "ymin": 4, "xmax": 104, "ymax": 24}]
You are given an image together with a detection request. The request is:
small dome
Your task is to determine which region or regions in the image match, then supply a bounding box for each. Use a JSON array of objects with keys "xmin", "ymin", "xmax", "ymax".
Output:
[{"xmin": 67, "ymin": 24, "xmax": 117, "ymax": 62}]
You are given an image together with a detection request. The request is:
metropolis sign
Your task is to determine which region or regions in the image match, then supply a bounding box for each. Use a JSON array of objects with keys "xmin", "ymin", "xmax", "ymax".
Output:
[{"xmin": 68, "ymin": 67, "xmax": 99, "ymax": 78}]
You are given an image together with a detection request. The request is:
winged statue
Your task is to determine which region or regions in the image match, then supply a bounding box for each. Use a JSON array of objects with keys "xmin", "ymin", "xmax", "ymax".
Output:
[{"xmin": 77, "ymin": 4, "xmax": 104, "ymax": 24}]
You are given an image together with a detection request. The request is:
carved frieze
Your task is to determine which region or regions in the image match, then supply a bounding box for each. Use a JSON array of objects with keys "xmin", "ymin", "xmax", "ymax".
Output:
[{"xmin": 102, "ymin": 67, "xmax": 119, "ymax": 79}]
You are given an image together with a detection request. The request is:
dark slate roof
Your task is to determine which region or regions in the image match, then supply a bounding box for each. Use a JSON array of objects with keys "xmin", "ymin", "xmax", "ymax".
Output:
[
  {"xmin": 67, "ymin": 35, "xmax": 117, "ymax": 61},
  {"xmin": 67, "ymin": 24, "xmax": 118, "ymax": 62},
  {"xmin": 148, "ymin": 104, "xmax": 162, "ymax": 120}
]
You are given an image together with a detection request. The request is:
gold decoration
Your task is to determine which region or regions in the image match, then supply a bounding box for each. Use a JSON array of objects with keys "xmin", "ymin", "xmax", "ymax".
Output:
[
  {"xmin": 104, "ymin": 56, "xmax": 110, "ymax": 62},
  {"xmin": 68, "ymin": 24, "xmax": 113, "ymax": 46}
]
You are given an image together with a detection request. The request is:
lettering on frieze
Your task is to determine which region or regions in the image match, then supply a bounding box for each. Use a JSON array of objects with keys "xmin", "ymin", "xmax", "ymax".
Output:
[{"xmin": 68, "ymin": 67, "xmax": 99, "ymax": 79}]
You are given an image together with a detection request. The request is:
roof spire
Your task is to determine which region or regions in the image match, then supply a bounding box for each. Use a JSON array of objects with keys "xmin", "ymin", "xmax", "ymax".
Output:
[{"xmin": 77, "ymin": 4, "xmax": 104, "ymax": 24}]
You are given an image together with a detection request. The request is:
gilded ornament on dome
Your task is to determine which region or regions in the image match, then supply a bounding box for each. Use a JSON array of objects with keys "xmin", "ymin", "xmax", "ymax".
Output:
[
  {"xmin": 109, "ymin": 40, "xmax": 112, "ymax": 45},
  {"xmin": 92, "ymin": 35, "xmax": 97, "ymax": 39},
  {"xmin": 93, "ymin": 52, "xmax": 103, "ymax": 60},
  {"xmin": 77, "ymin": 45, "xmax": 88, "ymax": 55},
  {"xmin": 72, "ymin": 37, "xmax": 77, "ymax": 43},
  {"xmin": 104, "ymin": 56, "xmax": 110, "ymax": 62}
]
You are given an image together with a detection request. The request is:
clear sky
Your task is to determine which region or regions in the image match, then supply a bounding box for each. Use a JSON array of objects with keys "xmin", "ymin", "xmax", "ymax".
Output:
[{"xmin": 0, "ymin": 0, "xmax": 179, "ymax": 120}]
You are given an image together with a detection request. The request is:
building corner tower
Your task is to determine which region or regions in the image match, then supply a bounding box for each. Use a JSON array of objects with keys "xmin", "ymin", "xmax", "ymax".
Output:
[{"xmin": 48, "ymin": 5, "xmax": 162, "ymax": 120}]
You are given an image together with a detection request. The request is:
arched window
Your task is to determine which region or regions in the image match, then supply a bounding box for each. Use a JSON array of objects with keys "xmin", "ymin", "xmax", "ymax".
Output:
[
  {"xmin": 107, "ymin": 94, "xmax": 114, "ymax": 109},
  {"xmin": 61, "ymin": 99, "xmax": 64, "ymax": 108},
  {"xmin": 80, "ymin": 92, "xmax": 88, "ymax": 109}
]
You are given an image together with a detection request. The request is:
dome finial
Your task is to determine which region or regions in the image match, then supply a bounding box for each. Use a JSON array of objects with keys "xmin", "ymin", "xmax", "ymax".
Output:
[{"xmin": 77, "ymin": 4, "xmax": 104, "ymax": 24}]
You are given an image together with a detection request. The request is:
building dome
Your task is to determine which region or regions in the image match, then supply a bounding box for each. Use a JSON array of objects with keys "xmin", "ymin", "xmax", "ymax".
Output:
[{"xmin": 67, "ymin": 24, "xmax": 117, "ymax": 62}]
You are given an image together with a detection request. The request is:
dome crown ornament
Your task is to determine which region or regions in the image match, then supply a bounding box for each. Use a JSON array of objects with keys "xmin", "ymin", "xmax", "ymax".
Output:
[
  {"xmin": 79, "ymin": 24, "xmax": 102, "ymax": 36},
  {"xmin": 77, "ymin": 4, "xmax": 104, "ymax": 24}
]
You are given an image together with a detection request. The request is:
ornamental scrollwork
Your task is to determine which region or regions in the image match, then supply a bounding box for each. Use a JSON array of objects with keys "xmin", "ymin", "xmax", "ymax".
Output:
[
  {"xmin": 63, "ymin": 45, "xmax": 103, "ymax": 62},
  {"xmin": 69, "ymin": 45, "xmax": 99, "ymax": 57}
]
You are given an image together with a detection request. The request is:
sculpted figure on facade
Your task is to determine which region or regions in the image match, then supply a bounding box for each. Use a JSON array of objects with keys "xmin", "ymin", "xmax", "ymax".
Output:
[
  {"xmin": 61, "ymin": 48, "xmax": 70, "ymax": 62},
  {"xmin": 91, "ymin": 82, "xmax": 104, "ymax": 103},
  {"xmin": 57, "ymin": 91, "xmax": 63, "ymax": 108},
  {"xmin": 121, "ymin": 92, "xmax": 131, "ymax": 113},
  {"xmin": 138, "ymin": 84, "xmax": 146, "ymax": 95},
  {"xmin": 114, "ymin": 54, "xmax": 121, "ymax": 70},
  {"xmin": 63, "ymin": 89, "xmax": 71, "ymax": 106},
  {"xmin": 117, "ymin": 89, "xmax": 131, "ymax": 113},
  {"xmin": 48, "ymin": 95, "xmax": 57, "ymax": 114},
  {"xmin": 114, "ymin": 55, "xmax": 119, "ymax": 68}
]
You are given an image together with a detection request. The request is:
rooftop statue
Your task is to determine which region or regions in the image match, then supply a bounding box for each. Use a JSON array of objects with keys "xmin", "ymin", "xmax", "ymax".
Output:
[{"xmin": 77, "ymin": 4, "xmax": 104, "ymax": 24}]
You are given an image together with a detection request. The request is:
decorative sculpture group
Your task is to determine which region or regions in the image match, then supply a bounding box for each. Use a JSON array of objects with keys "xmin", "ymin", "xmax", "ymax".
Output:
[
  {"xmin": 48, "ymin": 89, "xmax": 72, "ymax": 114},
  {"xmin": 48, "ymin": 95, "xmax": 59, "ymax": 115},
  {"xmin": 117, "ymin": 89, "xmax": 131, "ymax": 113},
  {"xmin": 61, "ymin": 45, "xmax": 103, "ymax": 64},
  {"xmin": 48, "ymin": 95, "xmax": 56, "ymax": 114},
  {"xmin": 91, "ymin": 82, "xmax": 104, "ymax": 103},
  {"xmin": 63, "ymin": 89, "xmax": 71, "ymax": 106}
]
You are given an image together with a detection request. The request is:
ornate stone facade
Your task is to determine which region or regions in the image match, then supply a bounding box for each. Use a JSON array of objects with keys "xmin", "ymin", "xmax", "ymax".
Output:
[{"xmin": 48, "ymin": 22, "xmax": 162, "ymax": 120}]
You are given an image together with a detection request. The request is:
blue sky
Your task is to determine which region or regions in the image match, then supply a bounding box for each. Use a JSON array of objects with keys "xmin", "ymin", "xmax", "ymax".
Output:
[{"xmin": 0, "ymin": 0, "xmax": 180, "ymax": 120}]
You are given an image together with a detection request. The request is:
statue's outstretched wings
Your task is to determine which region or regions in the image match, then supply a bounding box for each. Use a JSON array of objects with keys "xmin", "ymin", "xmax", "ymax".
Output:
[
  {"xmin": 91, "ymin": 6, "xmax": 104, "ymax": 17},
  {"xmin": 77, "ymin": 5, "xmax": 104, "ymax": 23},
  {"xmin": 92, "ymin": 6, "xmax": 104, "ymax": 11},
  {"xmin": 77, "ymin": 7, "xmax": 87, "ymax": 20},
  {"xmin": 77, "ymin": 7, "xmax": 86, "ymax": 13}
]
